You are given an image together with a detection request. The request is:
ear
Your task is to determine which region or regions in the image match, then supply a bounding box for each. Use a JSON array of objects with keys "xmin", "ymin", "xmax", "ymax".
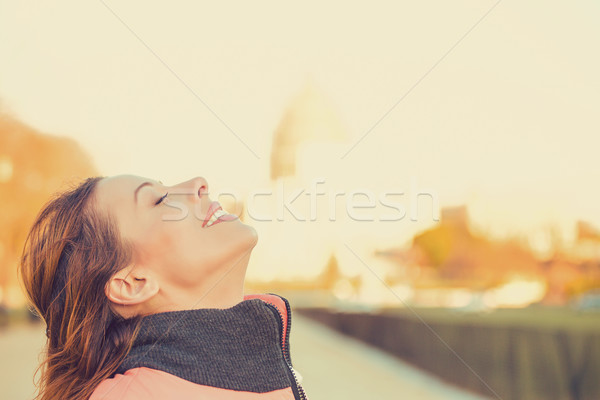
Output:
[{"xmin": 105, "ymin": 266, "xmax": 159, "ymax": 306}]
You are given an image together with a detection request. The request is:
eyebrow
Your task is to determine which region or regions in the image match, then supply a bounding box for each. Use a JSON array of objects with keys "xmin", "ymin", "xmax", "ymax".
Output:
[
  {"xmin": 134, "ymin": 180, "xmax": 164, "ymax": 204},
  {"xmin": 134, "ymin": 181, "xmax": 153, "ymax": 204}
]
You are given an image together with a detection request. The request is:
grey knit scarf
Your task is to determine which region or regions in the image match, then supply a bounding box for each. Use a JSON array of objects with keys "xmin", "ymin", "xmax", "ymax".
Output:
[{"xmin": 115, "ymin": 298, "xmax": 293, "ymax": 393}]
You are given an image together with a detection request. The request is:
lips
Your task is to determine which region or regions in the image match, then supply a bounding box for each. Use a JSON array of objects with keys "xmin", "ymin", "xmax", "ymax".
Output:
[
  {"xmin": 202, "ymin": 200, "xmax": 240, "ymax": 228},
  {"xmin": 202, "ymin": 201, "xmax": 222, "ymax": 228}
]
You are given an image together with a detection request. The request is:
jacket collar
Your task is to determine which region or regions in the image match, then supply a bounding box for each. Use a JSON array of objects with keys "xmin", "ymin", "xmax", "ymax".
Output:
[{"xmin": 115, "ymin": 296, "xmax": 293, "ymax": 393}]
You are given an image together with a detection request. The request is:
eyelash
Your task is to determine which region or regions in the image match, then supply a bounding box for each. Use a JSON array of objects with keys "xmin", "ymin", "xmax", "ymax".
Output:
[{"xmin": 155, "ymin": 192, "xmax": 169, "ymax": 206}]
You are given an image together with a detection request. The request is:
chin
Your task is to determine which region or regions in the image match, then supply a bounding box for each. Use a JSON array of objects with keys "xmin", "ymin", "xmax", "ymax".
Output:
[
  {"xmin": 227, "ymin": 219, "xmax": 258, "ymax": 249},
  {"xmin": 240, "ymin": 222, "xmax": 259, "ymax": 248}
]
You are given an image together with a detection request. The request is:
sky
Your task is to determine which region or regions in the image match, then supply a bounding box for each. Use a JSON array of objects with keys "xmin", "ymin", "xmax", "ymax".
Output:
[{"xmin": 1, "ymin": 1, "xmax": 599, "ymax": 279}]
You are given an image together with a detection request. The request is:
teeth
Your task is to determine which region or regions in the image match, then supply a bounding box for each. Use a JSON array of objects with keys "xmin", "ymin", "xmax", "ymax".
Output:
[{"xmin": 205, "ymin": 209, "xmax": 228, "ymax": 227}]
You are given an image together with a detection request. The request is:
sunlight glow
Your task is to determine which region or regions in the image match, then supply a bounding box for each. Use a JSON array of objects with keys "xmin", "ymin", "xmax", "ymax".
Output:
[{"xmin": 483, "ymin": 278, "xmax": 547, "ymax": 308}]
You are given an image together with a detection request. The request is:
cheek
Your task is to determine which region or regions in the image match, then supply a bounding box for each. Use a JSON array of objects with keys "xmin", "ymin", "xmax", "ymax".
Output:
[
  {"xmin": 155, "ymin": 219, "xmax": 209, "ymax": 264},
  {"xmin": 131, "ymin": 220, "xmax": 179, "ymax": 262}
]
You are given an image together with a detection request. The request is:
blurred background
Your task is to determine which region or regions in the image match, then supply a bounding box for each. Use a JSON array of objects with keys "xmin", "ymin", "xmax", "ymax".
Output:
[{"xmin": 1, "ymin": 1, "xmax": 599, "ymax": 399}]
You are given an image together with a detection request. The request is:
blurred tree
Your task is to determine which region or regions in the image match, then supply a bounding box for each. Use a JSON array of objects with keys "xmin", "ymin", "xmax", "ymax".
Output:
[
  {"xmin": 0, "ymin": 111, "xmax": 97, "ymax": 307},
  {"xmin": 408, "ymin": 205, "xmax": 541, "ymax": 287}
]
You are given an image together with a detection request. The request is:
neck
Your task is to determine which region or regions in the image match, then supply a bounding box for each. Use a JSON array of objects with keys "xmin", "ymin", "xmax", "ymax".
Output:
[{"xmin": 147, "ymin": 250, "xmax": 252, "ymax": 313}]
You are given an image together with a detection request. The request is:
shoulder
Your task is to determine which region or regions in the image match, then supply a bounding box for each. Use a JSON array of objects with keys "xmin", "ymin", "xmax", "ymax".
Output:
[
  {"xmin": 89, "ymin": 367, "xmax": 296, "ymax": 400},
  {"xmin": 89, "ymin": 368, "xmax": 170, "ymax": 400}
]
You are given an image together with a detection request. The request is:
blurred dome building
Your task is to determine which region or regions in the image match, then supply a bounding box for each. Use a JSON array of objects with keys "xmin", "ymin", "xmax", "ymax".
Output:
[{"xmin": 270, "ymin": 79, "xmax": 349, "ymax": 181}]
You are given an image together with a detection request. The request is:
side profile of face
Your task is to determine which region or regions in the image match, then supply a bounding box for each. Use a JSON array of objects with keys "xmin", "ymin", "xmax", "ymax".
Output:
[{"xmin": 93, "ymin": 174, "xmax": 258, "ymax": 314}]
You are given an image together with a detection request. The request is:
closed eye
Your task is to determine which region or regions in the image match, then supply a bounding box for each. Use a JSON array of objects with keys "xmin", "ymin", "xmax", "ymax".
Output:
[{"xmin": 155, "ymin": 192, "xmax": 169, "ymax": 206}]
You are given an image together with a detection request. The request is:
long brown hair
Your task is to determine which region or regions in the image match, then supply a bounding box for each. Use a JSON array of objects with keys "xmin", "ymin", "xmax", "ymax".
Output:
[{"xmin": 18, "ymin": 176, "xmax": 142, "ymax": 400}]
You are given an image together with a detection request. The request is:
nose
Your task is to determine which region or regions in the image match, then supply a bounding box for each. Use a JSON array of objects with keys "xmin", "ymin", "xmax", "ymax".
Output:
[
  {"xmin": 170, "ymin": 176, "xmax": 208, "ymax": 205},
  {"xmin": 192, "ymin": 176, "xmax": 208, "ymax": 199}
]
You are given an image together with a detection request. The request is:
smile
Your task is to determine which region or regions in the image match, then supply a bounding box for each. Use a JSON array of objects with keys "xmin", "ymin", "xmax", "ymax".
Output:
[{"xmin": 203, "ymin": 201, "xmax": 239, "ymax": 228}]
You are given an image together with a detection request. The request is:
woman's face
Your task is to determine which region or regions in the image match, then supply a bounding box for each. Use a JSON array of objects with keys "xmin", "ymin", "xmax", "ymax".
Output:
[{"xmin": 93, "ymin": 174, "xmax": 258, "ymax": 289}]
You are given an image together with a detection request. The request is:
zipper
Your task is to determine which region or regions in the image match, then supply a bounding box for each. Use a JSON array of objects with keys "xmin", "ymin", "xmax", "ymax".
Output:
[{"xmin": 262, "ymin": 294, "xmax": 308, "ymax": 400}]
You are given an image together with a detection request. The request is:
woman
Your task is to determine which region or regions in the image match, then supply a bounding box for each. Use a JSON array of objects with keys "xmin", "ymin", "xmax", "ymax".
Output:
[{"xmin": 19, "ymin": 174, "xmax": 308, "ymax": 400}]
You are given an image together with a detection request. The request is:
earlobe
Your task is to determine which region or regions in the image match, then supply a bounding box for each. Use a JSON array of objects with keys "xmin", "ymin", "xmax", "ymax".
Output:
[{"xmin": 105, "ymin": 267, "xmax": 159, "ymax": 306}]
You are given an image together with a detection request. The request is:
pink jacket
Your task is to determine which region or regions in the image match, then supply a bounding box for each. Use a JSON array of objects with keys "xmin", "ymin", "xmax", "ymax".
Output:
[{"xmin": 90, "ymin": 293, "xmax": 308, "ymax": 400}]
